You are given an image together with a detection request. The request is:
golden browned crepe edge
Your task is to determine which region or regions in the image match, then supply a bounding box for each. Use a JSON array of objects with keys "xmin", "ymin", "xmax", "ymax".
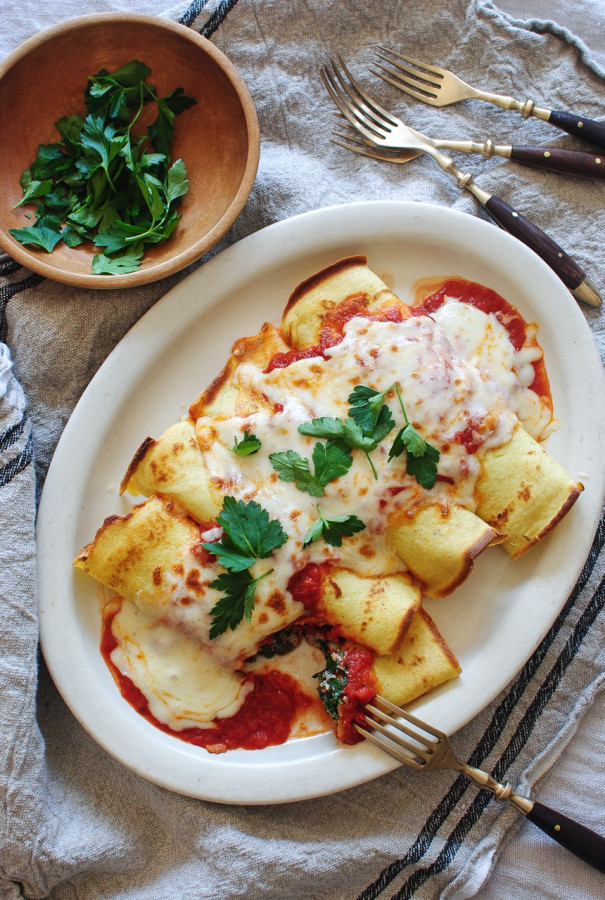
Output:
[
  {"xmin": 476, "ymin": 423, "xmax": 583, "ymax": 560},
  {"xmin": 189, "ymin": 322, "xmax": 289, "ymax": 419},
  {"xmin": 73, "ymin": 495, "xmax": 201, "ymax": 605},
  {"xmin": 281, "ymin": 255, "xmax": 406, "ymax": 348},
  {"xmin": 319, "ymin": 568, "xmax": 422, "ymax": 655},
  {"xmin": 387, "ymin": 503, "xmax": 505, "ymax": 599},
  {"xmin": 371, "ymin": 607, "xmax": 461, "ymax": 707}
]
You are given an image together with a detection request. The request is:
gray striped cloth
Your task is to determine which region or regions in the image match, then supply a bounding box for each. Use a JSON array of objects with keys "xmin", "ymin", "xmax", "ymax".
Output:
[{"xmin": 1, "ymin": 2, "xmax": 604, "ymax": 898}]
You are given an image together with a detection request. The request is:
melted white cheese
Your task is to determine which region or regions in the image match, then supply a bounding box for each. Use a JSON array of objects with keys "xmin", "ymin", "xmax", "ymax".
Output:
[
  {"xmin": 431, "ymin": 300, "xmax": 554, "ymax": 440},
  {"xmin": 110, "ymin": 600, "xmax": 252, "ymax": 729}
]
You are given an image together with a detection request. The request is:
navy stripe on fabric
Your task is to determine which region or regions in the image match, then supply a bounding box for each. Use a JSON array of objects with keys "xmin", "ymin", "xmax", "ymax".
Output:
[
  {"xmin": 388, "ymin": 564, "xmax": 605, "ymax": 900},
  {"xmin": 0, "ymin": 273, "xmax": 45, "ymax": 344},
  {"xmin": 0, "ymin": 256, "xmax": 21, "ymax": 277},
  {"xmin": 0, "ymin": 411, "xmax": 26, "ymax": 454},
  {"xmin": 179, "ymin": 0, "xmax": 211, "ymax": 28},
  {"xmin": 358, "ymin": 511, "xmax": 605, "ymax": 899},
  {"xmin": 200, "ymin": 0, "xmax": 241, "ymax": 38},
  {"xmin": 0, "ymin": 428, "xmax": 33, "ymax": 487}
]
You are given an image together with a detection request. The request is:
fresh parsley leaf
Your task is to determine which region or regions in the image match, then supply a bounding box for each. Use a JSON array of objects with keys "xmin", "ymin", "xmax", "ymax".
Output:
[
  {"xmin": 269, "ymin": 449, "xmax": 324, "ymax": 497},
  {"xmin": 302, "ymin": 517, "xmax": 325, "ymax": 546},
  {"xmin": 209, "ymin": 569, "xmax": 273, "ymax": 638},
  {"xmin": 405, "ymin": 442, "xmax": 440, "ymax": 489},
  {"xmin": 164, "ymin": 158, "xmax": 189, "ymax": 204},
  {"xmin": 388, "ymin": 383, "xmax": 440, "ymax": 488},
  {"xmin": 148, "ymin": 88, "xmax": 197, "ymax": 156},
  {"xmin": 299, "ymin": 413, "xmax": 393, "ymax": 480},
  {"xmin": 231, "ymin": 430, "xmax": 261, "ymax": 456},
  {"xmin": 303, "ymin": 505, "xmax": 366, "ymax": 547},
  {"xmin": 204, "ymin": 497, "xmax": 289, "ymax": 637},
  {"xmin": 10, "ymin": 61, "xmax": 196, "ymax": 274},
  {"xmin": 29, "ymin": 144, "xmax": 71, "ymax": 181},
  {"xmin": 8, "ymin": 225, "xmax": 63, "ymax": 252},
  {"xmin": 13, "ymin": 176, "xmax": 53, "ymax": 209},
  {"xmin": 270, "ymin": 441, "xmax": 352, "ymax": 496},
  {"xmin": 370, "ymin": 405, "xmax": 396, "ymax": 443},
  {"xmin": 298, "ymin": 416, "xmax": 347, "ymax": 442},
  {"xmin": 202, "ymin": 496, "xmax": 288, "ymax": 572},
  {"xmin": 91, "ymin": 243, "xmax": 144, "ymax": 274},
  {"xmin": 311, "ymin": 441, "xmax": 353, "ymax": 486},
  {"xmin": 348, "ymin": 384, "xmax": 394, "ymax": 433}
]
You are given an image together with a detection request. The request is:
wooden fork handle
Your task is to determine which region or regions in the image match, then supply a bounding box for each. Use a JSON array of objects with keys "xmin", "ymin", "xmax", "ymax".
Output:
[
  {"xmin": 483, "ymin": 194, "xmax": 601, "ymax": 306},
  {"xmin": 510, "ymin": 146, "xmax": 605, "ymax": 179},
  {"xmin": 525, "ymin": 800, "xmax": 605, "ymax": 874},
  {"xmin": 547, "ymin": 110, "xmax": 605, "ymax": 152}
]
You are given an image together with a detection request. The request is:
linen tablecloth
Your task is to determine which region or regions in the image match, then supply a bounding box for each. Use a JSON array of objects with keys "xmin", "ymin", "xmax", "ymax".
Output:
[{"xmin": 1, "ymin": 2, "xmax": 604, "ymax": 898}]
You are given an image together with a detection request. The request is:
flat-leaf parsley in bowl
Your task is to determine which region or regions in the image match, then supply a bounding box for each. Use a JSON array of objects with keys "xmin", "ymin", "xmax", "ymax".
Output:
[{"xmin": 0, "ymin": 14, "xmax": 260, "ymax": 288}]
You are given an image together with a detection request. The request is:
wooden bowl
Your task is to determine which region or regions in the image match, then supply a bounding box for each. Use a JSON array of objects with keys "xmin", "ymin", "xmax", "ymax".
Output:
[{"xmin": 0, "ymin": 14, "xmax": 260, "ymax": 288}]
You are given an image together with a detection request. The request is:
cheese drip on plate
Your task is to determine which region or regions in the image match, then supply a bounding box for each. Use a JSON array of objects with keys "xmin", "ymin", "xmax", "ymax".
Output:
[{"xmin": 110, "ymin": 600, "xmax": 252, "ymax": 729}]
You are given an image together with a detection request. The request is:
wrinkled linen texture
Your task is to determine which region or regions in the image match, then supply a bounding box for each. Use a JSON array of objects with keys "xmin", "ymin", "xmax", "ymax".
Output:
[{"xmin": 1, "ymin": 1, "xmax": 604, "ymax": 899}]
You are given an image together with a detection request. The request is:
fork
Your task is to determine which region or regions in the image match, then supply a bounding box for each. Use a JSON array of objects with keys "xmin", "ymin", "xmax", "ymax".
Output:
[
  {"xmin": 374, "ymin": 48, "xmax": 605, "ymax": 152},
  {"xmin": 360, "ymin": 696, "xmax": 605, "ymax": 873},
  {"xmin": 320, "ymin": 58, "xmax": 601, "ymax": 308},
  {"xmin": 332, "ymin": 118, "xmax": 605, "ymax": 180}
]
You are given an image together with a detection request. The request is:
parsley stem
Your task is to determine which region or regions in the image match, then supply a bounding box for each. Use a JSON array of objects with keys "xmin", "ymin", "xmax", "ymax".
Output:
[
  {"xmin": 317, "ymin": 505, "xmax": 329, "ymax": 528},
  {"xmin": 364, "ymin": 450, "xmax": 378, "ymax": 479},
  {"xmin": 394, "ymin": 382, "xmax": 410, "ymax": 425}
]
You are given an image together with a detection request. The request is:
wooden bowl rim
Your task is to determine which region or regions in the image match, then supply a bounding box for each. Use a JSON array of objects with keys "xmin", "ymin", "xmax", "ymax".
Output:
[{"xmin": 0, "ymin": 13, "xmax": 260, "ymax": 289}]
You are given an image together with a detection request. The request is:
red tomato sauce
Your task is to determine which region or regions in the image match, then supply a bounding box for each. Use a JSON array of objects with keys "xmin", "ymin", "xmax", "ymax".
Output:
[
  {"xmin": 101, "ymin": 603, "xmax": 312, "ymax": 753},
  {"xmin": 265, "ymin": 296, "xmax": 405, "ymax": 372},
  {"xmin": 337, "ymin": 647, "xmax": 377, "ymax": 744},
  {"xmin": 287, "ymin": 562, "xmax": 328, "ymax": 614},
  {"xmin": 412, "ymin": 278, "xmax": 551, "ymax": 404}
]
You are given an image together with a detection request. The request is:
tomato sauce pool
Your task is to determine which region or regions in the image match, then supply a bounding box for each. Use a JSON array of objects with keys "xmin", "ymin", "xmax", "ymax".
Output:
[
  {"xmin": 411, "ymin": 278, "xmax": 551, "ymax": 402},
  {"xmin": 101, "ymin": 603, "xmax": 312, "ymax": 753}
]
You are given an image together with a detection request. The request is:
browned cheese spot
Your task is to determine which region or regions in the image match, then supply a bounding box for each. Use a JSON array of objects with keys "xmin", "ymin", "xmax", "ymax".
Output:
[
  {"xmin": 326, "ymin": 578, "xmax": 342, "ymax": 599},
  {"xmin": 185, "ymin": 568, "xmax": 205, "ymax": 596},
  {"xmin": 518, "ymin": 483, "xmax": 532, "ymax": 501},
  {"xmin": 267, "ymin": 591, "xmax": 287, "ymax": 616}
]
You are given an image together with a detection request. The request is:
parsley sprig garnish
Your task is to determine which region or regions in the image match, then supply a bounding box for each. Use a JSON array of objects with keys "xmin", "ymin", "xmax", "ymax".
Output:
[
  {"xmin": 303, "ymin": 505, "xmax": 366, "ymax": 547},
  {"xmin": 201, "ymin": 497, "xmax": 288, "ymax": 638},
  {"xmin": 9, "ymin": 60, "xmax": 196, "ymax": 274},
  {"xmin": 309, "ymin": 382, "xmax": 440, "ymax": 488},
  {"xmin": 388, "ymin": 383, "xmax": 440, "ymax": 489},
  {"xmin": 231, "ymin": 430, "xmax": 261, "ymax": 456},
  {"xmin": 298, "ymin": 411, "xmax": 393, "ymax": 479},
  {"xmin": 207, "ymin": 569, "xmax": 274, "ymax": 639},
  {"xmin": 269, "ymin": 441, "xmax": 352, "ymax": 497}
]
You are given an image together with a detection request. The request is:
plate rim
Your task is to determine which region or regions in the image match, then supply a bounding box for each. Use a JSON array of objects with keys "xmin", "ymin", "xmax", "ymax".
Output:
[{"xmin": 36, "ymin": 199, "xmax": 605, "ymax": 804}]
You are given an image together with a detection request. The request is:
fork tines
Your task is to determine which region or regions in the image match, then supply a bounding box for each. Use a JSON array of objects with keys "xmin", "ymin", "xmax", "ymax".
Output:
[
  {"xmin": 357, "ymin": 696, "xmax": 441, "ymax": 770},
  {"xmin": 320, "ymin": 57, "xmax": 397, "ymax": 142},
  {"xmin": 373, "ymin": 48, "xmax": 443, "ymax": 101}
]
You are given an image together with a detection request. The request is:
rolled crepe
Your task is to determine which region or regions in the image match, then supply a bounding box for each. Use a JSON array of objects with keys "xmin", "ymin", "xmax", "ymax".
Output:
[
  {"xmin": 74, "ymin": 495, "xmax": 201, "ymax": 605},
  {"xmin": 120, "ymin": 419, "xmax": 221, "ymax": 524},
  {"xmin": 476, "ymin": 423, "xmax": 583, "ymax": 559},
  {"xmin": 387, "ymin": 504, "xmax": 504, "ymax": 598},
  {"xmin": 74, "ymin": 495, "xmax": 303, "ymax": 666},
  {"xmin": 372, "ymin": 607, "xmax": 461, "ymax": 707},
  {"xmin": 319, "ymin": 569, "xmax": 421, "ymax": 655},
  {"xmin": 189, "ymin": 322, "xmax": 289, "ymax": 419},
  {"xmin": 281, "ymin": 255, "xmax": 407, "ymax": 348}
]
